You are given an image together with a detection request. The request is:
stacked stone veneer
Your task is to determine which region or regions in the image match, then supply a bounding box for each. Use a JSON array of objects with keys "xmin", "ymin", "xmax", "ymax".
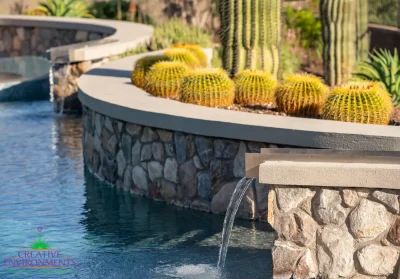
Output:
[
  {"xmin": 269, "ymin": 185, "xmax": 400, "ymax": 279},
  {"xmin": 82, "ymin": 106, "xmax": 276, "ymax": 221},
  {"xmin": 0, "ymin": 26, "xmax": 105, "ymax": 57}
]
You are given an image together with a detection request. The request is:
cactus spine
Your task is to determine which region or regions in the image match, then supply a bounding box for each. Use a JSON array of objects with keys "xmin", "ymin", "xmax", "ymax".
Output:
[
  {"xmin": 320, "ymin": 0, "xmax": 369, "ymax": 86},
  {"xmin": 235, "ymin": 70, "xmax": 277, "ymax": 105},
  {"xmin": 163, "ymin": 48, "xmax": 202, "ymax": 69},
  {"xmin": 276, "ymin": 73, "xmax": 329, "ymax": 117},
  {"xmin": 220, "ymin": 0, "xmax": 281, "ymax": 78},
  {"xmin": 144, "ymin": 61, "xmax": 189, "ymax": 99},
  {"xmin": 131, "ymin": 55, "xmax": 171, "ymax": 89},
  {"xmin": 322, "ymin": 82, "xmax": 393, "ymax": 125},
  {"xmin": 172, "ymin": 43, "xmax": 208, "ymax": 67},
  {"xmin": 180, "ymin": 68, "xmax": 235, "ymax": 107}
]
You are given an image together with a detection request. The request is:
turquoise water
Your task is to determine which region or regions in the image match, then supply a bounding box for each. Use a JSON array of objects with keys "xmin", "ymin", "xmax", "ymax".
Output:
[{"xmin": 0, "ymin": 101, "xmax": 273, "ymax": 279}]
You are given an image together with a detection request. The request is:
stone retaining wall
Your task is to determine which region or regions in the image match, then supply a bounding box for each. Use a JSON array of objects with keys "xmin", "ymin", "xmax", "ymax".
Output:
[
  {"xmin": 269, "ymin": 185, "xmax": 400, "ymax": 279},
  {"xmin": 82, "ymin": 105, "xmax": 277, "ymax": 221},
  {"xmin": 0, "ymin": 26, "xmax": 105, "ymax": 57}
]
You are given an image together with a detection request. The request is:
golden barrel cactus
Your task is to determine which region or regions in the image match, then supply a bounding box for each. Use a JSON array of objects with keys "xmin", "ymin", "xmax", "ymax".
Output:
[
  {"xmin": 144, "ymin": 61, "xmax": 189, "ymax": 99},
  {"xmin": 276, "ymin": 73, "xmax": 329, "ymax": 117},
  {"xmin": 131, "ymin": 55, "xmax": 171, "ymax": 89},
  {"xmin": 172, "ymin": 43, "xmax": 208, "ymax": 67},
  {"xmin": 235, "ymin": 70, "xmax": 278, "ymax": 105},
  {"xmin": 322, "ymin": 81, "xmax": 393, "ymax": 125},
  {"xmin": 180, "ymin": 68, "xmax": 235, "ymax": 107},
  {"xmin": 163, "ymin": 48, "xmax": 202, "ymax": 69}
]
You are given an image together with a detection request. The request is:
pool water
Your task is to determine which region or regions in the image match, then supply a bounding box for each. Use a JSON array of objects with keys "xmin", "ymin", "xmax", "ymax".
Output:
[{"xmin": 0, "ymin": 101, "xmax": 273, "ymax": 279}]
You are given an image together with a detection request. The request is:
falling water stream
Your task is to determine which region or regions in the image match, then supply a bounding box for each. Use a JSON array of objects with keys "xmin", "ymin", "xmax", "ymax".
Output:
[{"xmin": 217, "ymin": 177, "xmax": 255, "ymax": 270}]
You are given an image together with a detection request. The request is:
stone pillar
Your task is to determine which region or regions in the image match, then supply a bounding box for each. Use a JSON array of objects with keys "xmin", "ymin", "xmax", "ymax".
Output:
[{"xmin": 269, "ymin": 186, "xmax": 400, "ymax": 279}]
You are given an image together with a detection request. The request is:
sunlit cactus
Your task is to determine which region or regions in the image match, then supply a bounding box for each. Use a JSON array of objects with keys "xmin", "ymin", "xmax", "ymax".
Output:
[
  {"xmin": 276, "ymin": 73, "xmax": 329, "ymax": 117},
  {"xmin": 144, "ymin": 61, "xmax": 189, "ymax": 99},
  {"xmin": 180, "ymin": 68, "xmax": 235, "ymax": 107},
  {"xmin": 131, "ymin": 55, "xmax": 171, "ymax": 89},
  {"xmin": 172, "ymin": 43, "xmax": 208, "ymax": 67},
  {"xmin": 163, "ymin": 48, "xmax": 202, "ymax": 69},
  {"xmin": 322, "ymin": 81, "xmax": 393, "ymax": 125},
  {"xmin": 234, "ymin": 70, "xmax": 277, "ymax": 105}
]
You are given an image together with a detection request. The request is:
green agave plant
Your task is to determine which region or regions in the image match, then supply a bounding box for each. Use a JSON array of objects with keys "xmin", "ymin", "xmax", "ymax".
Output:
[
  {"xmin": 38, "ymin": 0, "xmax": 93, "ymax": 18},
  {"xmin": 353, "ymin": 48, "xmax": 400, "ymax": 106}
]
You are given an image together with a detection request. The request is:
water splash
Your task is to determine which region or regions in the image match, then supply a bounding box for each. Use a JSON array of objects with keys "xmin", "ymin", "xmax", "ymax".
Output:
[
  {"xmin": 50, "ymin": 62, "xmax": 70, "ymax": 114},
  {"xmin": 217, "ymin": 177, "xmax": 255, "ymax": 269},
  {"xmin": 154, "ymin": 264, "xmax": 219, "ymax": 278}
]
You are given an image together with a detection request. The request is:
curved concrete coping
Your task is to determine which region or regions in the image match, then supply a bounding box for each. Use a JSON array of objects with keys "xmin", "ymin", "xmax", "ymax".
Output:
[
  {"xmin": 0, "ymin": 15, "xmax": 153, "ymax": 62},
  {"xmin": 79, "ymin": 51, "xmax": 400, "ymax": 151}
]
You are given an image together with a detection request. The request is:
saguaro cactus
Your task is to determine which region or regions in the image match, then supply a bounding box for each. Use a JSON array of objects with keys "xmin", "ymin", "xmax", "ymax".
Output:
[
  {"xmin": 220, "ymin": 0, "xmax": 281, "ymax": 78},
  {"xmin": 320, "ymin": 0, "xmax": 369, "ymax": 86}
]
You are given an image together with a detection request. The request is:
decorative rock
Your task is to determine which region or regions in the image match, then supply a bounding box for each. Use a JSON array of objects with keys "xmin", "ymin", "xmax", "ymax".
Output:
[
  {"xmin": 247, "ymin": 142, "xmax": 266, "ymax": 153},
  {"xmin": 276, "ymin": 214, "xmax": 298, "ymax": 240},
  {"xmin": 255, "ymin": 181, "xmax": 269, "ymax": 213},
  {"xmin": 164, "ymin": 158, "xmax": 178, "ymax": 183},
  {"xmin": 351, "ymin": 275, "xmax": 385, "ymax": 279},
  {"xmin": 160, "ymin": 180, "xmax": 176, "ymax": 201},
  {"xmin": 152, "ymin": 142, "xmax": 165, "ymax": 162},
  {"xmin": 116, "ymin": 150, "xmax": 126, "ymax": 177},
  {"xmin": 268, "ymin": 190, "xmax": 276, "ymax": 226},
  {"xmin": 126, "ymin": 123, "xmax": 142, "ymax": 137},
  {"xmin": 313, "ymin": 189, "xmax": 347, "ymax": 225},
  {"xmin": 294, "ymin": 249, "xmax": 318, "ymax": 279},
  {"xmin": 292, "ymin": 211, "xmax": 318, "ymax": 246},
  {"xmin": 174, "ymin": 132, "xmax": 186, "ymax": 163},
  {"xmin": 195, "ymin": 136, "xmax": 213, "ymax": 167},
  {"xmin": 148, "ymin": 161, "xmax": 163, "ymax": 182},
  {"xmin": 131, "ymin": 140, "xmax": 141, "ymax": 166},
  {"xmin": 349, "ymin": 199, "xmax": 390, "ymax": 241},
  {"xmin": 141, "ymin": 127, "xmax": 158, "ymax": 142},
  {"xmin": 157, "ymin": 129, "xmax": 173, "ymax": 142},
  {"xmin": 131, "ymin": 166, "xmax": 148, "ymax": 192},
  {"xmin": 105, "ymin": 117, "xmax": 113, "ymax": 132},
  {"xmin": 106, "ymin": 135, "xmax": 118, "ymax": 157},
  {"xmin": 272, "ymin": 241, "xmax": 304, "ymax": 279},
  {"xmin": 388, "ymin": 218, "xmax": 400, "ymax": 246},
  {"xmin": 342, "ymin": 189, "xmax": 361, "ymax": 207},
  {"xmin": 275, "ymin": 187, "xmax": 314, "ymax": 213},
  {"xmin": 141, "ymin": 144, "xmax": 152, "ymax": 161},
  {"xmin": 371, "ymin": 190, "xmax": 400, "ymax": 213},
  {"xmin": 211, "ymin": 180, "xmax": 257, "ymax": 219},
  {"xmin": 88, "ymin": 32, "xmax": 102, "ymax": 41},
  {"xmin": 214, "ymin": 139, "xmax": 239, "ymax": 159},
  {"xmin": 220, "ymin": 160, "xmax": 234, "ymax": 181},
  {"xmin": 233, "ymin": 142, "xmax": 246, "ymax": 178},
  {"xmin": 190, "ymin": 200, "xmax": 211, "ymax": 212},
  {"xmin": 102, "ymin": 154, "xmax": 117, "ymax": 183},
  {"xmin": 165, "ymin": 143, "xmax": 175, "ymax": 157},
  {"xmin": 197, "ymin": 171, "xmax": 212, "ymax": 201},
  {"xmin": 95, "ymin": 113, "xmax": 102, "ymax": 136},
  {"xmin": 178, "ymin": 160, "xmax": 197, "ymax": 199},
  {"xmin": 122, "ymin": 167, "xmax": 133, "ymax": 190},
  {"xmin": 186, "ymin": 135, "xmax": 196, "ymax": 158},
  {"xmin": 193, "ymin": 155, "xmax": 204, "ymax": 169},
  {"xmin": 317, "ymin": 225, "xmax": 354, "ymax": 278},
  {"xmin": 121, "ymin": 134, "xmax": 132, "ymax": 163},
  {"xmin": 75, "ymin": 30, "xmax": 88, "ymax": 41},
  {"xmin": 357, "ymin": 245, "xmax": 399, "ymax": 276}
]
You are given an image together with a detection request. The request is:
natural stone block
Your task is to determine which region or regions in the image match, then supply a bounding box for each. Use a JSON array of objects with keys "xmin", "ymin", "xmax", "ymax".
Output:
[
  {"xmin": 122, "ymin": 166, "xmax": 133, "ymax": 191},
  {"xmin": 141, "ymin": 144, "xmax": 152, "ymax": 161},
  {"xmin": 197, "ymin": 171, "xmax": 211, "ymax": 200},
  {"xmin": 152, "ymin": 142, "xmax": 165, "ymax": 162},
  {"xmin": 157, "ymin": 129, "xmax": 173, "ymax": 142},
  {"xmin": 190, "ymin": 200, "xmax": 211, "ymax": 212},
  {"xmin": 294, "ymin": 249, "xmax": 318, "ymax": 279},
  {"xmin": 95, "ymin": 113, "xmax": 102, "ymax": 136},
  {"xmin": 342, "ymin": 189, "xmax": 361, "ymax": 207},
  {"xmin": 174, "ymin": 132, "xmax": 186, "ymax": 163},
  {"xmin": 195, "ymin": 136, "xmax": 213, "ymax": 168},
  {"xmin": 148, "ymin": 161, "xmax": 163, "ymax": 182},
  {"xmin": 160, "ymin": 180, "xmax": 176, "ymax": 201},
  {"xmin": 164, "ymin": 158, "xmax": 178, "ymax": 183},
  {"xmin": 247, "ymin": 142, "xmax": 266, "ymax": 153},
  {"xmin": 388, "ymin": 218, "xmax": 400, "ymax": 246},
  {"xmin": 268, "ymin": 190, "xmax": 276, "ymax": 226},
  {"xmin": 141, "ymin": 127, "xmax": 158, "ymax": 142},
  {"xmin": 214, "ymin": 139, "xmax": 239, "ymax": 159},
  {"xmin": 348, "ymin": 199, "xmax": 390, "ymax": 241},
  {"xmin": 116, "ymin": 150, "xmax": 126, "ymax": 177},
  {"xmin": 131, "ymin": 140, "xmax": 141, "ymax": 166},
  {"xmin": 178, "ymin": 160, "xmax": 197, "ymax": 199},
  {"xmin": 165, "ymin": 143, "xmax": 175, "ymax": 157},
  {"xmin": 313, "ymin": 189, "xmax": 347, "ymax": 225},
  {"xmin": 121, "ymin": 134, "xmax": 132, "ymax": 163},
  {"xmin": 75, "ymin": 30, "xmax": 88, "ymax": 41},
  {"xmin": 317, "ymin": 225, "xmax": 354, "ymax": 278},
  {"xmin": 357, "ymin": 245, "xmax": 399, "ymax": 276},
  {"xmin": 126, "ymin": 123, "xmax": 142, "ymax": 137},
  {"xmin": 275, "ymin": 187, "xmax": 314, "ymax": 213},
  {"xmin": 193, "ymin": 155, "xmax": 204, "ymax": 169},
  {"xmin": 272, "ymin": 241, "xmax": 304, "ymax": 279},
  {"xmin": 292, "ymin": 211, "xmax": 318, "ymax": 246},
  {"xmin": 371, "ymin": 190, "xmax": 400, "ymax": 213},
  {"xmin": 186, "ymin": 135, "xmax": 196, "ymax": 158},
  {"xmin": 255, "ymin": 181, "xmax": 269, "ymax": 213},
  {"xmin": 131, "ymin": 166, "xmax": 148, "ymax": 192},
  {"xmin": 276, "ymin": 214, "xmax": 298, "ymax": 241},
  {"xmin": 233, "ymin": 142, "xmax": 246, "ymax": 178},
  {"xmin": 104, "ymin": 116, "xmax": 113, "ymax": 132},
  {"xmin": 102, "ymin": 154, "xmax": 117, "ymax": 183}
]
